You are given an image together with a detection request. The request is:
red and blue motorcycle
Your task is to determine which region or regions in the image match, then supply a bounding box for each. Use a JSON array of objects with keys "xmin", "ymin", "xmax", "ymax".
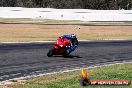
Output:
[{"xmin": 47, "ymin": 38, "xmax": 71, "ymax": 57}]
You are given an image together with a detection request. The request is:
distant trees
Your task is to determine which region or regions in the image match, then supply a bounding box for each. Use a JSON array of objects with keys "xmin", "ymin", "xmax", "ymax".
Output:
[
  {"xmin": 0, "ymin": 0, "xmax": 131, "ymax": 10},
  {"xmin": 0, "ymin": 0, "xmax": 17, "ymax": 7}
]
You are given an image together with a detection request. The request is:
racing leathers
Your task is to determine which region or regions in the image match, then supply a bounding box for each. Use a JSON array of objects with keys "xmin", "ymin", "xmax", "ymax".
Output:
[{"xmin": 60, "ymin": 34, "xmax": 78, "ymax": 53}]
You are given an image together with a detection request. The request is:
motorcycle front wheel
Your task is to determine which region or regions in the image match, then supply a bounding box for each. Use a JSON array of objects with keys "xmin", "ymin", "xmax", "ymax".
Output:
[
  {"xmin": 47, "ymin": 48, "xmax": 54, "ymax": 57},
  {"xmin": 63, "ymin": 51, "xmax": 70, "ymax": 57}
]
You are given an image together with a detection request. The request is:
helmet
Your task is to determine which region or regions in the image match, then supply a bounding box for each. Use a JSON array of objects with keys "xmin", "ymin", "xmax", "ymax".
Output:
[{"xmin": 70, "ymin": 34, "xmax": 76, "ymax": 39}]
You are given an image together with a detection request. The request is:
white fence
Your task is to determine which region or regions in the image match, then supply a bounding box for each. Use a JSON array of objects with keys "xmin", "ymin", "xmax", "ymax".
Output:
[{"xmin": 0, "ymin": 7, "xmax": 132, "ymax": 21}]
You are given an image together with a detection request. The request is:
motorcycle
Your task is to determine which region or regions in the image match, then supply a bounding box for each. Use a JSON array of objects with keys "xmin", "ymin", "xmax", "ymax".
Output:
[{"xmin": 47, "ymin": 38, "xmax": 71, "ymax": 57}]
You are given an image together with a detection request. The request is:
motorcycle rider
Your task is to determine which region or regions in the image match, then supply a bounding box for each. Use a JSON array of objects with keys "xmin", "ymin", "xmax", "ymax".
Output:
[{"xmin": 57, "ymin": 34, "xmax": 78, "ymax": 53}]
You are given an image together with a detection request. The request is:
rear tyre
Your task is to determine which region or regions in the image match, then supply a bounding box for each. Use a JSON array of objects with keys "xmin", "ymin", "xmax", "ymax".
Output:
[{"xmin": 47, "ymin": 48, "xmax": 54, "ymax": 57}]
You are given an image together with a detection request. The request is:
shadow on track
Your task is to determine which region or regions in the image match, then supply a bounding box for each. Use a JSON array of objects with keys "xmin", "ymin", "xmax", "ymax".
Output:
[{"xmin": 52, "ymin": 55, "xmax": 82, "ymax": 58}]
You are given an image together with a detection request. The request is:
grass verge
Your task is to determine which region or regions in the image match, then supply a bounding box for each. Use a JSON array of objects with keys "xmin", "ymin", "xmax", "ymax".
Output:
[
  {"xmin": 1, "ymin": 63, "xmax": 132, "ymax": 88},
  {"xmin": 1, "ymin": 18, "xmax": 132, "ymax": 25},
  {"xmin": 0, "ymin": 18, "xmax": 86, "ymax": 24}
]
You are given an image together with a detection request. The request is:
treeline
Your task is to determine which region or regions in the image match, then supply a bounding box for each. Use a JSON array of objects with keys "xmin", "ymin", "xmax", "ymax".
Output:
[{"xmin": 0, "ymin": 0, "xmax": 132, "ymax": 10}]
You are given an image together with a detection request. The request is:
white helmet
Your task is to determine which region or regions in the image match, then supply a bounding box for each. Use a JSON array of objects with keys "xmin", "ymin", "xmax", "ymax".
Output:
[{"xmin": 71, "ymin": 34, "xmax": 76, "ymax": 39}]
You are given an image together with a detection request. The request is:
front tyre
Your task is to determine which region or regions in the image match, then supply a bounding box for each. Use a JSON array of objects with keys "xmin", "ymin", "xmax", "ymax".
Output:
[
  {"xmin": 63, "ymin": 51, "xmax": 70, "ymax": 57},
  {"xmin": 47, "ymin": 48, "xmax": 54, "ymax": 57}
]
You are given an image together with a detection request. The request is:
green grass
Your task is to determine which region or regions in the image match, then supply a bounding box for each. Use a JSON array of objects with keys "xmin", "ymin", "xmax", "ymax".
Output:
[
  {"xmin": 2, "ymin": 63, "xmax": 131, "ymax": 88},
  {"xmin": 0, "ymin": 18, "xmax": 33, "ymax": 22},
  {"xmin": 125, "ymin": 21, "xmax": 132, "ymax": 24},
  {"xmin": 0, "ymin": 18, "xmax": 132, "ymax": 25},
  {"xmin": 0, "ymin": 18, "xmax": 85, "ymax": 24}
]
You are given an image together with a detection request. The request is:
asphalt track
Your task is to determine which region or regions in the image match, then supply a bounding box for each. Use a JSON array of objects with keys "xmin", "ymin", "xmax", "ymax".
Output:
[{"xmin": 0, "ymin": 41, "xmax": 132, "ymax": 82}]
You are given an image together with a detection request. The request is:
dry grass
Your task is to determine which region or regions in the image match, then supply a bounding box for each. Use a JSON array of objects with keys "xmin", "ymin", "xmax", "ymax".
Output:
[{"xmin": 0, "ymin": 23, "xmax": 132, "ymax": 42}]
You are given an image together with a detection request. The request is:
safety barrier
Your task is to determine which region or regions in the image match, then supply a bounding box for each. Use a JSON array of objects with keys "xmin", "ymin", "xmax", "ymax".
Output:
[{"xmin": 0, "ymin": 7, "xmax": 132, "ymax": 21}]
